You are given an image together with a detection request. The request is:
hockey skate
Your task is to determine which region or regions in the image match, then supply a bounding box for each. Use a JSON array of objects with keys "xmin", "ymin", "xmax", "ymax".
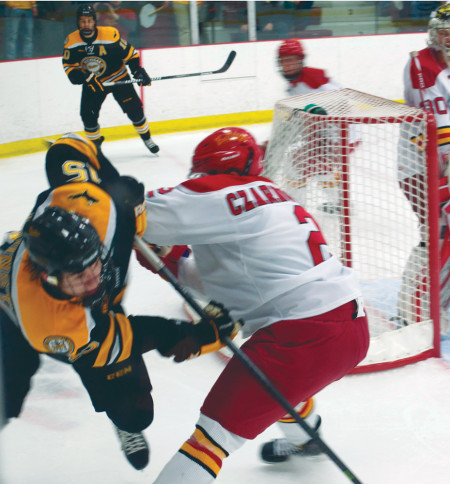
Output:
[
  {"xmin": 114, "ymin": 426, "xmax": 150, "ymax": 470},
  {"xmin": 144, "ymin": 137, "xmax": 159, "ymax": 154},
  {"xmin": 260, "ymin": 416, "xmax": 323, "ymax": 463}
]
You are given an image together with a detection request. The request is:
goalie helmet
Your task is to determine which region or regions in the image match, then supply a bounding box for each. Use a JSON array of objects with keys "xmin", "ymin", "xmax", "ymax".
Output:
[
  {"xmin": 428, "ymin": 3, "xmax": 450, "ymax": 64},
  {"xmin": 23, "ymin": 207, "xmax": 102, "ymax": 276},
  {"xmin": 278, "ymin": 39, "xmax": 305, "ymax": 81},
  {"xmin": 191, "ymin": 127, "xmax": 264, "ymax": 177}
]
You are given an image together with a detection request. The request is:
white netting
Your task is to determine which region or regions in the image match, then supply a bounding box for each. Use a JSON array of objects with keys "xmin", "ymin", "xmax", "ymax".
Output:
[{"xmin": 263, "ymin": 89, "xmax": 438, "ymax": 370}]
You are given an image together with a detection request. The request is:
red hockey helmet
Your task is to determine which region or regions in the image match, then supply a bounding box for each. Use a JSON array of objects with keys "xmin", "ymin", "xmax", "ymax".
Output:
[
  {"xmin": 278, "ymin": 38, "xmax": 305, "ymax": 59},
  {"xmin": 191, "ymin": 128, "xmax": 264, "ymax": 176}
]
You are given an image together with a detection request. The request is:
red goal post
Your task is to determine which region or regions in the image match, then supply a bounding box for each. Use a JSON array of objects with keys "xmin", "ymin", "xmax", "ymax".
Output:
[{"xmin": 262, "ymin": 88, "xmax": 440, "ymax": 373}]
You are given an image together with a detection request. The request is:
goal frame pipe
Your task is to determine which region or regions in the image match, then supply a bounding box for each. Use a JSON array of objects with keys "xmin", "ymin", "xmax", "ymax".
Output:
[
  {"xmin": 425, "ymin": 112, "xmax": 441, "ymax": 355},
  {"xmin": 325, "ymin": 112, "xmax": 440, "ymax": 371},
  {"xmin": 340, "ymin": 120, "xmax": 352, "ymax": 267}
]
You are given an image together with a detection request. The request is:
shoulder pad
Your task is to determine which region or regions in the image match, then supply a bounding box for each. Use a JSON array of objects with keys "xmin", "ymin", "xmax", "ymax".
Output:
[
  {"xmin": 64, "ymin": 30, "xmax": 84, "ymax": 48},
  {"xmin": 96, "ymin": 26, "xmax": 121, "ymax": 43},
  {"xmin": 410, "ymin": 48, "xmax": 442, "ymax": 89}
]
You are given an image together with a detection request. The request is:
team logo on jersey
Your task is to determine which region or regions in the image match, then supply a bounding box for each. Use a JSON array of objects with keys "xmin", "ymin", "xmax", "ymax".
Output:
[
  {"xmin": 68, "ymin": 190, "xmax": 99, "ymax": 205},
  {"xmin": 44, "ymin": 336, "xmax": 75, "ymax": 355},
  {"xmin": 81, "ymin": 56, "xmax": 106, "ymax": 76}
]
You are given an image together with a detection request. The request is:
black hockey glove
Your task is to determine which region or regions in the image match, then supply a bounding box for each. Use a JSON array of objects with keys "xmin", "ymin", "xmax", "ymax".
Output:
[
  {"xmin": 104, "ymin": 175, "xmax": 147, "ymax": 236},
  {"xmin": 132, "ymin": 66, "xmax": 151, "ymax": 86},
  {"xmin": 85, "ymin": 72, "xmax": 104, "ymax": 93},
  {"xmin": 163, "ymin": 301, "xmax": 243, "ymax": 363}
]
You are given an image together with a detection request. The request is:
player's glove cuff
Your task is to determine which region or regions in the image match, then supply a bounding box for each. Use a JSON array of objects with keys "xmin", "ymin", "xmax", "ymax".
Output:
[{"xmin": 85, "ymin": 72, "xmax": 104, "ymax": 93}]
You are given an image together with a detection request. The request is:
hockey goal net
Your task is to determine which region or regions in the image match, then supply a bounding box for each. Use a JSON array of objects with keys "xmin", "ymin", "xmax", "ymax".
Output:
[{"xmin": 263, "ymin": 88, "xmax": 441, "ymax": 373}]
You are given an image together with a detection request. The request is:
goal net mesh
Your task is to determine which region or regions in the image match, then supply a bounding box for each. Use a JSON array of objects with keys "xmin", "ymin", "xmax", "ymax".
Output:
[{"xmin": 263, "ymin": 88, "xmax": 440, "ymax": 372}]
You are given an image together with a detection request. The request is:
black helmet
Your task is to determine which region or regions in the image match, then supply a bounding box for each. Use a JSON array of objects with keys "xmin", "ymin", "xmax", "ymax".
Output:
[
  {"xmin": 76, "ymin": 3, "xmax": 97, "ymax": 22},
  {"xmin": 23, "ymin": 207, "xmax": 102, "ymax": 276},
  {"xmin": 76, "ymin": 3, "xmax": 97, "ymax": 36}
]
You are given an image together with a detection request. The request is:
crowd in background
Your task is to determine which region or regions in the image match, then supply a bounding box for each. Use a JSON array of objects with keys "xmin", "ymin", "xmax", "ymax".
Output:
[{"xmin": 0, "ymin": 1, "xmax": 443, "ymax": 61}]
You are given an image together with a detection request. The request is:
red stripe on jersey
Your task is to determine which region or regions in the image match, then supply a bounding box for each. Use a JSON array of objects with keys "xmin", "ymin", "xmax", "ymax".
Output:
[
  {"xmin": 410, "ymin": 48, "xmax": 444, "ymax": 90},
  {"xmin": 291, "ymin": 66, "xmax": 330, "ymax": 89},
  {"xmin": 180, "ymin": 174, "xmax": 273, "ymax": 193}
]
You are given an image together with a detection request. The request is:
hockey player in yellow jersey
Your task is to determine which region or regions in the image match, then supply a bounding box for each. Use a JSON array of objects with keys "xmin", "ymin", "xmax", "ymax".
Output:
[
  {"xmin": 0, "ymin": 133, "xmax": 240, "ymax": 471},
  {"xmin": 62, "ymin": 4, "xmax": 159, "ymax": 154}
]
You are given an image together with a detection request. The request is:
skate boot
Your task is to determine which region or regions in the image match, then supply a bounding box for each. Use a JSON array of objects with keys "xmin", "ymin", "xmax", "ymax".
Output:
[
  {"xmin": 260, "ymin": 416, "xmax": 323, "ymax": 463},
  {"xmin": 114, "ymin": 426, "xmax": 150, "ymax": 470},
  {"xmin": 144, "ymin": 137, "xmax": 159, "ymax": 154}
]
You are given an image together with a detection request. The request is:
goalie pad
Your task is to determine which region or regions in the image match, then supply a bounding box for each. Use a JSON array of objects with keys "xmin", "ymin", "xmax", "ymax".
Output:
[{"xmin": 397, "ymin": 201, "xmax": 450, "ymax": 334}]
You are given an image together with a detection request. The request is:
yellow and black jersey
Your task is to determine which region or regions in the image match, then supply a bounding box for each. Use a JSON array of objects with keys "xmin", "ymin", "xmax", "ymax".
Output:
[
  {"xmin": 45, "ymin": 132, "xmax": 119, "ymax": 188},
  {"xmin": 0, "ymin": 182, "xmax": 136, "ymax": 367},
  {"xmin": 62, "ymin": 26, "xmax": 140, "ymax": 86}
]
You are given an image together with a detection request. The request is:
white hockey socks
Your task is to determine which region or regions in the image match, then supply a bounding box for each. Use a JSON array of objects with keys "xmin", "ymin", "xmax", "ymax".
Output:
[
  {"xmin": 276, "ymin": 397, "xmax": 319, "ymax": 446},
  {"xmin": 154, "ymin": 414, "xmax": 246, "ymax": 483}
]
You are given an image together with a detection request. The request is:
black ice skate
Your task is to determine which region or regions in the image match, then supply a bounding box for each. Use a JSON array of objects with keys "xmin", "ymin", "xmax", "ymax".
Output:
[
  {"xmin": 260, "ymin": 417, "xmax": 323, "ymax": 463},
  {"xmin": 114, "ymin": 426, "xmax": 150, "ymax": 470},
  {"xmin": 144, "ymin": 137, "xmax": 159, "ymax": 154}
]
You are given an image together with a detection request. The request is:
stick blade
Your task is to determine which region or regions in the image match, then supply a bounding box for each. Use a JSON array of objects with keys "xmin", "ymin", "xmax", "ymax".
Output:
[{"xmin": 215, "ymin": 50, "xmax": 236, "ymax": 73}]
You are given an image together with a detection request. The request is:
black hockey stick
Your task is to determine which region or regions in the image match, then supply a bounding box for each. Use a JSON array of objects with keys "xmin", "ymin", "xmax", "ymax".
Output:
[
  {"xmin": 133, "ymin": 236, "xmax": 364, "ymax": 484},
  {"xmin": 103, "ymin": 50, "xmax": 236, "ymax": 86}
]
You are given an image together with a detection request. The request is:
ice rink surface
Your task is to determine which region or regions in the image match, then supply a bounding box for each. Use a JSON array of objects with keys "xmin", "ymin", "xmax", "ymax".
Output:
[{"xmin": 1, "ymin": 125, "xmax": 450, "ymax": 484}]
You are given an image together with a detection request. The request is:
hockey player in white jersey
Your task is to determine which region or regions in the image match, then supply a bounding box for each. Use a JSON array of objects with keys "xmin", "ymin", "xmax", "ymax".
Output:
[
  {"xmin": 138, "ymin": 127, "xmax": 370, "ymax": 482},
  {"xmin": 399, "ymin": 3, "xmax": 450, "ymax": 331}
]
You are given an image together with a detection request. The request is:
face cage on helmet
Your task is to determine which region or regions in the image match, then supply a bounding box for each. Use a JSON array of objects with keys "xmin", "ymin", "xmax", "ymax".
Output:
[
  {"xmin": 428, "ymin": 17, "xmax": 450, "ymax": 64},
  {"xmin": 36, "ymin": 245, "xmax": 115, "ymax": 308},
  {"xmin": 80, "ymin": 252, "xmax": 115, "ymax": 307}
]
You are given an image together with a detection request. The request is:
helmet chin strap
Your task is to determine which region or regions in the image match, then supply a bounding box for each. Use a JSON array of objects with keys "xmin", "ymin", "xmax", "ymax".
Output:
[{"xmin": 242, "ymin": 150, "xmax": 254, "ymax": 176}]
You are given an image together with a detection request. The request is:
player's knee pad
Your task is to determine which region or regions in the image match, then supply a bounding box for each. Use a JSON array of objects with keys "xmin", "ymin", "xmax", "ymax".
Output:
[
  {"xmin": 277, "ymin": 397, "xmax": 320, "ymax": 445},
  {"xmin": 80, "ymin": 106, "xmax": 100, "ymax": 127},
  {"xmin": 106, "ymin": 394, "xmax": 154, "ymax": 433},
  {"xmin": 121, "ymin": 99, "xmax": 144, "ymax": 121}
]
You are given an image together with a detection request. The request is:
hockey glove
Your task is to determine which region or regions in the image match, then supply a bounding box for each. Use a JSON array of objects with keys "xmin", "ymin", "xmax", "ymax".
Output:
[
  {"xmin": 85, "ymin": 72, "xmax": 105, "ymax": 93},
  {"xmin": 132, "ymin": 66, "xmax": 151, "ymax": 86},
  {"xmin": 105, "ymin": 176, "xmax": 147, "ymax": 236},
  {"xmin": 135, "ymin": 244, "xmax": 191, "ymax": 278},
  {"xmin": 163, "ymin": 301, "xmax": 243, "ymax": 363}
]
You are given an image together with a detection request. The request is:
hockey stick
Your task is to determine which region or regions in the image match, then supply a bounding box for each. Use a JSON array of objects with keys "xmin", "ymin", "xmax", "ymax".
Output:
[
  {"xmin": 133, "ymin": 236, "xmax": 364, "ymax": 484},
  {"xmin": 103, "ymin": 50, "xmax": 236, "ymax": 86}
]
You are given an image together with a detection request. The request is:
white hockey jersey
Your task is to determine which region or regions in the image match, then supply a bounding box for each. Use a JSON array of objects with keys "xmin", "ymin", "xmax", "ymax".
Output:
[
  {"xmin": 144, "ymin": 174, "xmax": 362, "ymax": 337},
  {"xmin": 403, "ymin": 46, "xmax": 450, "ymax": 178}
]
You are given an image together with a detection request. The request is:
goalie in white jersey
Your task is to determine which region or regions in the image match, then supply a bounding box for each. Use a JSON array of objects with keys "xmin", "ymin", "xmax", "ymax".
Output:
[
  {"xmin": 399, "ymin": 3, "xmax": 450, "ymax": 330},
  {"xmin": 137, "ymin": 127, "xmax": 369, "ymax": 482}
]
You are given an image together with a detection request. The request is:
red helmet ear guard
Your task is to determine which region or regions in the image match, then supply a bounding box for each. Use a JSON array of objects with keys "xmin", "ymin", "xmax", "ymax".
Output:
[
  {"xmin": 278, "ymin": 38, "xmax": 305, "ymax": 59},
  {"xmin": 191, "ymin": 128, "xmax": 264, "ymax": 177}
]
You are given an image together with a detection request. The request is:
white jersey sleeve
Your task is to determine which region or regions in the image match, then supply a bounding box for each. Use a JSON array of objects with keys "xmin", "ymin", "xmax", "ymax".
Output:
[
  {"xmin": 402, "ymin": 47, "xmax": 450, "ymax": 178},
  {"xmin": 144, "ymin": 175, "xmax": 362, "ymax": 337}
]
